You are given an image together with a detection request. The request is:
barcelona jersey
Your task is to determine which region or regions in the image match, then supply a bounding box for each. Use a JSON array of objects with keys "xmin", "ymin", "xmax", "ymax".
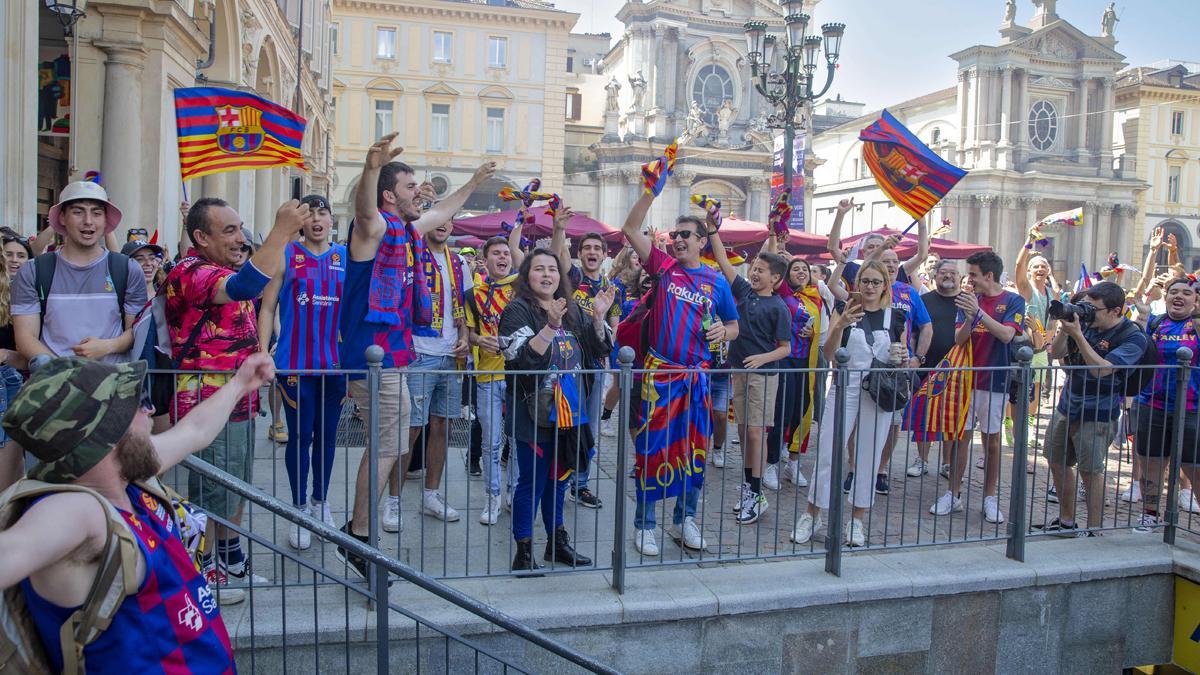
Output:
[
  {"xmin": 1138, "ymin": 316, "xmax": 1200, "ymax": 412},
  {"xmin": 957, "ymin": 290, "xmax": 1025, "ymax": 392},
  {"xmin": 276, "ymin": 241, "xmax": 345, "ymax": 370},
  {"xmin": 641, "ymin": 248, "xmax": 737, "ymax": 367}
]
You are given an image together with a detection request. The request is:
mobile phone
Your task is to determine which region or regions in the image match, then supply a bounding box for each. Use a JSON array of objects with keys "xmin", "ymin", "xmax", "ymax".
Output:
[
  {"xmin": 848, "ymin": 291, "xmax": 863, "ymax": 307},
  {"xmin": 291, "ymin": 180, "xmax": 302, "ymax": 201}
]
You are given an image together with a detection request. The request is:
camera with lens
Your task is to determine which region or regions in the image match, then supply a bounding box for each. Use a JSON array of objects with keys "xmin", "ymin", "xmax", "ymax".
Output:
[{"xmin": 1047, "ymin": 299, "xmax": 1095, "ymax": 325}]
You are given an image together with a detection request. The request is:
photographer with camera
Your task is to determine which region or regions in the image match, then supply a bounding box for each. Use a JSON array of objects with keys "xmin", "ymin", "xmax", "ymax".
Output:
[{"xmin": 1042, "ymin": 281, "xmax": 1148, "ymax": 535}]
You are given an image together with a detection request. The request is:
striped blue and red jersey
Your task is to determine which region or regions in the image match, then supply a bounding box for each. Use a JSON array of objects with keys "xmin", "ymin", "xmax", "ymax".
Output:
[
  {"xmin": 275, "ymin": 241, "xmax": 346, "ymax": 370},
  {"xmin": 1138, "ymin": 316, "xmax": 1200, "ymax": 412},
  {"xmin": 782, "ymin": 294, "xmax": 812, "ymax": 360},
  {"xmin": 641, "ymin": 247, "xmax": 737, "ymax": 367},
  {"xmin": 22, "ymin": 484, "xmax": 235, "ymax": 674}
]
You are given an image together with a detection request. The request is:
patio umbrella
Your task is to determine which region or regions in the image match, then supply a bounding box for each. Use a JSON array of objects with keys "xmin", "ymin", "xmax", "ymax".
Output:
[{"xmin": 838, "ymin": 227, "xmax": 990, "ymax": 260}]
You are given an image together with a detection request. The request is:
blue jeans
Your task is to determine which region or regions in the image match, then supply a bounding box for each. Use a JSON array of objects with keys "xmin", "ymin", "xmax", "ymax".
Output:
[
  {"xmin": 572, "ymin": 373, "xmax": 606, "ymax": 490},
  {"xmin": 477, "ymin": 379, "xmax": 518, "ymax": 497},
  {"xmin": 634, "ymin": 486, "xmax": 701, "ymax": 530},
  {"xmin": 512, "ymin": 438, "xmax": 569, "ymax": 540},
  {"xmin": 278, "ymin": 374, "xmax": 346, "ymax": 505},
  {"xmin": 408, "ymin": 353, "xmax": 462, "ymax": 426}
]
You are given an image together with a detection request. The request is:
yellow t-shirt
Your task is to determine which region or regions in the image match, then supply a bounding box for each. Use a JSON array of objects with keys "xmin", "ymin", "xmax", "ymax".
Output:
[{"xmin": 466, "ymin": 272, "xmax": 517, "ymax": 383}]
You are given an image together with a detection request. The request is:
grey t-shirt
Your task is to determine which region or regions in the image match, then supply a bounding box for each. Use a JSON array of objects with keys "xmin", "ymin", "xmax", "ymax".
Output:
[
  {"xmin": 12, "ymin": 251, "xmax": 148, "ymax": 364},
  {"xmin": 728, "ymin": 275, "xmax": 791, "ymax": 368}
]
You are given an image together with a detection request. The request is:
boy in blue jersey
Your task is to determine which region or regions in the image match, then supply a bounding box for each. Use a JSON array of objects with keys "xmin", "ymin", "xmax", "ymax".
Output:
[
  {"xmin": 258, "ymin": 194, "xmax": 346, "ymax": 551},
  {"xmin": 621, "ymin": 188, "xmax": 739, "ymax": 557}
]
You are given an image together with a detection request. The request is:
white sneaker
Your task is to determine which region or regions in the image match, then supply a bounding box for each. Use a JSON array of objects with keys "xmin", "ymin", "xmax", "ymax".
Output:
[
  {"xmin": 288, "ymin": 522, "xmax": 311, "ymax": 550},
  {"xmin": 1119, "ymin": 483, "xmax": 1143, "ymax": 503},
  {"xmin": 382, "ymin": 499, "xmax": 401, "ymax": 533},
  {"xmin": 732, "ymin": 482, "xmax": 752, "ymax": 513},
  {"xmin": 762, "ymin": 463, "xmax": 780, "ymax": 491},
  {"xmin": 479, "ymin": 494, "xmax": 501, "ymax": 525},
  {"xmin": 310, "ymin": 501, "xmax": 336, "ymax": 528},
  {"xmin": 929, "ymin": 491, "xmax": 963, "ymax": 516},
  {"xmin": 845, "ymin": 518, "xmax": 866, "ymax": 547},
  {"xmin": 790, "ymin": 512, "xmax": 822, "ymax": 544},
  {"xmin": 711, "ymin": 447, "xmax": 725, "ymax": 468},
  {"xmin": 782, "ymin": 458, "xmax": 807, "ymax": 487},
  {"xmin": 667, "ymin": 516, "xmax": 707, "ymax": 550},
  {"xmin": 422, "ymin": 490, "xmax": 461, "ymax": 522},
  {"xmin": 601, "ymin": 416, "xmax": 618, "ymax": 437},
  {"xmin": 634, "ymin": 529, "xmax": 659, "ymax": 556},
  {"xmin": 983, "ymin": 495, "xmax": 1005, "ymax": 524},
  {"xmin": 938, "ymin": 463, "xmax": 951, "ymax": 479},
  {"xmin": 1181, "ymin": 489, "xmax": 1200, "ymax": 514},
  {"xmin": 503, "ymin": 489, "xmax": 514, "ymax": 512},
  {"xmin": 906, "ymin": 458, "xmax": 928, "ymax": 477},
  {"xmin": 1134, "ymin": 513, "xmax": 1160, "ymax": 533}
]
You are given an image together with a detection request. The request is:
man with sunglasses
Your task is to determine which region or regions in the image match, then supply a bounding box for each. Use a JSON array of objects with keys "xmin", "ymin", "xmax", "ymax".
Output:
[
  {"xmin": 1042, "ymin": 280, "xmax": 1148, "ymax": 536},
  {"xmin": 620, "ymin": 188, "xmax": 739, "ymax": 556}
]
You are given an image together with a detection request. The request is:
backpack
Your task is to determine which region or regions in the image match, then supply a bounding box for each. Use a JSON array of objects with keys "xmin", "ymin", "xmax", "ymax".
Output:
[
  {"xmin": 614, "ymin": 258, "xmax": 677, "ymax": 366},
  {"xmin": 33, "ymin": 252, "xmax": 130, "ymax": 328},
  {"xmin": 0, "ymin": 477, "xmax": 201, "ymax": 674}
]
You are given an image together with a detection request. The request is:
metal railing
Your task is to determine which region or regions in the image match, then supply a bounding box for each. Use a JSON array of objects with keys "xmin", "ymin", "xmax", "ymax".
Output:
[{"xmin": 158, "ymin": 342, "xmax": 1198, "ymax": 606}]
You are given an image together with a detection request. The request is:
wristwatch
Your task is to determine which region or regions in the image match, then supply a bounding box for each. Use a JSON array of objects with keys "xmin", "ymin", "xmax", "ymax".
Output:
[{"xmin": 916, "ymin": 354, "xmax": 927, "ymax": 365}]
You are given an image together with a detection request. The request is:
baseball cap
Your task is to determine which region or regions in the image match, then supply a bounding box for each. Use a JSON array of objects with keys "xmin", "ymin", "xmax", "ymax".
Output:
[
  {"xmin": 48, "ymin": 181, "xmax": 123, "ymax": 236},
  {"xmin": 300, "ymin": 194, "xmax": 331, "ymax": 211},
  {"xmin": 121, "ymin": 239, "xmax": 165, "ymax": 258},
  {"xmin": 4, "ymin": 357, "xmax": 147, "ymax": 483}
]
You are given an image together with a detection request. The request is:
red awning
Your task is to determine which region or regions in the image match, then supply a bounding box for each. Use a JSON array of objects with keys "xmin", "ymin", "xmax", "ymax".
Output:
[{"xmin": 837, "ymin": 227, "xmax": 990, "ymax": 260}]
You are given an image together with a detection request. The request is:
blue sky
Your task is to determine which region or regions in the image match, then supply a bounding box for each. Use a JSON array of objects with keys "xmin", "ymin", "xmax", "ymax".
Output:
[{"xmin": 554, "ymin": 0, "xmax": 1200, "ymax": 110}]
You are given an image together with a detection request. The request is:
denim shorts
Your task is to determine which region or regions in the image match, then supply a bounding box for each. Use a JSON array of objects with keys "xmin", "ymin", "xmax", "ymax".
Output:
[
  {"xmin": 408, "ymin": 353, "xmax": 463, "ymax": 426},
  {"xmin": 710, "ymin": 372, "xmax": 730, "ymax": 413}
]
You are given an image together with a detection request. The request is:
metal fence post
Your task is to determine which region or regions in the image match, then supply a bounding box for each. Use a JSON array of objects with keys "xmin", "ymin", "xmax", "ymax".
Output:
[
  {"xmin": 611, "ymin": 347, "xmax": 635, "ymax": 594},
  {"xmin": 1006, "ymin": 346, "xmax": 1034, "ymax": 561},
  {"xmin": 825, "ymin": 349, "xmax": 850, "ymax": 577},
  {"xmin": 363, "ymin": 346, "xmax": 388, "ymax": 670},
  {"xmin": 1164, "ymin": 346, "xmax": 1193, "ymax": 546}
]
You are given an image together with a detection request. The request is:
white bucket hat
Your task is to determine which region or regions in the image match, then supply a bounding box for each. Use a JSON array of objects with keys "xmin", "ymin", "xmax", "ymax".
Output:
[{"xmin": 48, "ymin": 181, "xmax": 123, "ymax": 235}]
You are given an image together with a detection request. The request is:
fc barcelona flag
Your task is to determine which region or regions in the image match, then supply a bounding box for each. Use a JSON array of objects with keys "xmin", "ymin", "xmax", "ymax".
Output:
[
  {"xmin": 903, "ymin": 341, "xmax": 974, "ymax": 442},
  {"xmin": 860, "ymin": 110, "xmax": 967, "ymax": 220},
  {"xmin": 174, "ymin": 87, "xmax": 307, "ymax": 181}
]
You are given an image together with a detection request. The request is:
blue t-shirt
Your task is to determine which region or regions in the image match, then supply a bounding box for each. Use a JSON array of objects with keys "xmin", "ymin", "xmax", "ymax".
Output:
[
  {"xmin": 891, "ymin": 281, "xmax": 930, "ymax": 355},
  {"xmin": 1057, "ymin": 319, "xmax": 1148, "ymax": 422},
  {"xmin": 1137, "ymin": 316, "xmax": 1200, "ymax": 413}
]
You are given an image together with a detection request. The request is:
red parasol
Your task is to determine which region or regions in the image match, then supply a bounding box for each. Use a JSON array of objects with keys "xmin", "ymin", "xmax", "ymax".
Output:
[{"xmin": 837, "ymin": 227, "xmax": 990, "ymax": 260}]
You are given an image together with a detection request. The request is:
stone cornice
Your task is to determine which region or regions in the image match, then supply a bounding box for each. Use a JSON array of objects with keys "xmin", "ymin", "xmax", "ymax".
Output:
[{"xmin": 333, "ymin": 0, "xmax": 578, "ymax": 30}]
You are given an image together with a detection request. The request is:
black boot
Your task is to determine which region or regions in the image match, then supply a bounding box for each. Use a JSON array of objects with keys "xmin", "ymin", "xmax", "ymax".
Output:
[
  {"xmin": 511, "ymin": 538, "xmax": 543, "ymax": 573},
  {"xmin": 543, "ymin": 527, "xmax": 592, "ymax": 567}
]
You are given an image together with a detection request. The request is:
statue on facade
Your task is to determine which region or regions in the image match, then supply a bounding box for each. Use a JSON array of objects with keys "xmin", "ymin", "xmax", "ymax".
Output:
[
  {"xmin": 1100, "ymin": 2, "xmax": 1118, "ymax": 37},
  {"xmin": 604, "ymin": 77, "xmax": 621, "ymax": 113},
  {"xmin": 682, "ymin": 100, "xmax": 709, "ymax": 144},
  {"xmin": 1002, "ymin": 0, "xmax": 1016, "ymax": 24},
  {"xmin": 716, "ymin": 100, "xmax": 737, "ymax": 134},
  {"xmin": 628, "ymin": 70, "xmax": 647, "ymax": 111}
]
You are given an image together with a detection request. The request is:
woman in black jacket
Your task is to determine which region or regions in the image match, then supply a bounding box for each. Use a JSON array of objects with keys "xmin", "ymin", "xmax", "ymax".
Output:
[{"xmin": 499, "ymin": 248, "xmax": 614, "ymax": 572}]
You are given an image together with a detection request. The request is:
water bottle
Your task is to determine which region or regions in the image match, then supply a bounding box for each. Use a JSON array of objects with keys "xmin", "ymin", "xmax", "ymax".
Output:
[{"xmin": 888, "ymin": 341, "xmax": 904, "ymax": 367}]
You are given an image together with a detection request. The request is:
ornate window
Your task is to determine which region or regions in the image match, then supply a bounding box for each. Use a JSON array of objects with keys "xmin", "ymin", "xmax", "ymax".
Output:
[
  {"xmin": 1028, "ymin": 100, "xmax": 1058, "ymax": 151},
  {"xmin": 692, "ymin": 64, "xmax": 733, "ymax": 125}
]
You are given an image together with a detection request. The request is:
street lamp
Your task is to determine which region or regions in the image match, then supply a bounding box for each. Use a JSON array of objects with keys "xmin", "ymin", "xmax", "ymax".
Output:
[
  {"xmin": 745, "ymin": 5, "xmax": 845, "ymax": 227},
  {"xmin": 44, "ymin": 0, "xmax": 88, "ymax": 34}
]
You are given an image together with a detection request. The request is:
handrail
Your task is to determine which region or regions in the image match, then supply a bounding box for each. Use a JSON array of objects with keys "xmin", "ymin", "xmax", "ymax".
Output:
[{"xmin": 181, "ymin": 455, "xmax": 623, "ymax": 675}]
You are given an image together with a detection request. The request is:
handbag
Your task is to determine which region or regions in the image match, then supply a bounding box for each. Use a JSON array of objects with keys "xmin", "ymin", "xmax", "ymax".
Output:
[{"xmin": 860, "ymin": 308, "xmax": 914, "ymax": 413}]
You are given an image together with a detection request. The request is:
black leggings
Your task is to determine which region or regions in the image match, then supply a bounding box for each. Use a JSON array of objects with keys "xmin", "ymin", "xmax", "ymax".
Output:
[{"xmin": 767, "ymin": 362, "xmax": 811, "ymax": 465}]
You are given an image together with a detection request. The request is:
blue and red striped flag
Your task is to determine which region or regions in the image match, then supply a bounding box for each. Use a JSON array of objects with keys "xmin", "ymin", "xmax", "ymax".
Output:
[
  {"xmin": 1074, "ymin": 263, "xmax": 1095, "ymax": 293},
  {"xmin": 174, "ymin": 87, "xmax": 307, "ymax": 181},
  {"xmin": 860, "ymin": 110, "xmax": 967, "ymax": 220},
  {"xmin": 903, "ymin": 341, "xmax": 975, "ymax": 442}
]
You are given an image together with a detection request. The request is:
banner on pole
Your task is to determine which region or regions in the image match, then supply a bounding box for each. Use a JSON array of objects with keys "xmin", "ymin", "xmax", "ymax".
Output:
[{"xmin": 771, "ymin": 132, "xmax": 806, "ymax": 231}]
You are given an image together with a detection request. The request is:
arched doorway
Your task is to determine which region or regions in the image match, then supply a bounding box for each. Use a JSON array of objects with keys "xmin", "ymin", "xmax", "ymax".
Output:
[{"xmin": 689, "ymin": 178, "xmax": 747, "ymax": 220}]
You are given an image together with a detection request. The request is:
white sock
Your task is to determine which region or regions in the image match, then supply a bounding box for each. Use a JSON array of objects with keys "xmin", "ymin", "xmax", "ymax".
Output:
[
  {"xmin": 386, "ymin": 495, "xmax": 399, "ymax": 508},
  {"xmin": 423, "ymin": 488, "xmax": 437, "ymax": 499}
]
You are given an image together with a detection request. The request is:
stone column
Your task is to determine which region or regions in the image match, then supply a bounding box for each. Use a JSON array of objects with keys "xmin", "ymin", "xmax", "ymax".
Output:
[
  {"xmin": 977, "ymin": 194, "xmax": 995, "ymax": 249},
  {"xmin": 1015, "ymin": 68, "xmax": 1030, "ymax": 166},
  {"xmin": 1099, "ymin": 77, "xmax": 1115, "ymax": 177},
  {"xmin": 1021, "ymin": 196, "xmax": 1042, "ymax": 234},
  {"xmin": 254, "ymin": 168, "xmax": 275, "ymax": 238},
  {"xmin": 97, "ymin": 43, "xmax": 147, "ymax": 233},
  {"xmin": 956, "ymin": 70, "xmax": 969, "ymax": 165},
  {"xmin": 995, "ymin": 196, "xmax": 1019, "ymax": 259},
  {"xmin": 748, "ymin": 175, "xmax": 770, "ymax": 224},
  {"xmin": 673, "ymin": 169, "xmax": 695, "ymax": 218},
  {"xmin": 1081, "ymin": 201, "xmax": 1099, "ymax": 269},
  {"xmin": 1115, "ymin": 204, "xmax": 1137, "ymax": 265},
  {"xmin": 597, "ymin": 169, "xmax": 624, "ymax": 232},
  {"xmin": 1074, "ymin": 77, "xmax": 1090, "ymax": 162},
  {"xmin": 1095, "ymin": 202, "xmax": 1114, "ymax": 261},
  {"xmin": 964, "ymin": 69, "xmax": 977, "ymax": 152},
  {"xmin": 1, "ymin": 0, "xmax": 37, "ymax": 234},
  {"xmin": 999, "ymin": 67, "xmax": 1013, "ymax": 145}
]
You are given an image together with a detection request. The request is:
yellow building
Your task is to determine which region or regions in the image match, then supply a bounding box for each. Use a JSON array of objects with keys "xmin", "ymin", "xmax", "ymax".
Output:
[
  {"xmin": 1115, "ymin": 61, "xmax": 1200, "ymax": 271},
  {"xmin": 3, "ymin": 0, "xmax": 334, "ymax": 250},
  {"xmin": 330, "ymin": 0, "xmax": 578, "ymax": 221}
]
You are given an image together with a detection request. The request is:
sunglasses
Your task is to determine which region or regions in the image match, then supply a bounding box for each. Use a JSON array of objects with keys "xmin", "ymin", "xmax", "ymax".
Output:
[{"xmin": 668, "ymin": 230, "xmax": 698, "ymax": 241}]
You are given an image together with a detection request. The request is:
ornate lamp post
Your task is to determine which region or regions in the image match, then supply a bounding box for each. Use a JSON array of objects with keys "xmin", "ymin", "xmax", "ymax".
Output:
[
  {"xmin": 744, "ymin": 3, "xmax": 844, "ymax": 220},
  {"xmin": 44, "ymin": 0, "xmax": 88, "ymax": 34}
]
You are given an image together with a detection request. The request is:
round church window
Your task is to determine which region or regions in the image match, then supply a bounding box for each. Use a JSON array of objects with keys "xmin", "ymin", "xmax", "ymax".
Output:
[
  {"xmin": 692, "ymin": 64, "xmax": 733, "ymax": 125},
  {"xmin": 1028, "ymin": 100, "xmax": 1058, "ymax": 152}
]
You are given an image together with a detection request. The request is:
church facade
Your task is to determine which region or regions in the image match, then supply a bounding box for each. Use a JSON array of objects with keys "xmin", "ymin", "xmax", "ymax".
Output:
[{"xmin": 810, "ymin": 0, "xmax": 1147, "ymax": 275}]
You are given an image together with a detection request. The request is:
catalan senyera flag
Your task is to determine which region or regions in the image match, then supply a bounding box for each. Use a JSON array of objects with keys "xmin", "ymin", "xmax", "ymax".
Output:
[
  {"xmin": 903, "ymin": 341, "xmax": 975, "ymax": 442},
  {"xmin": 860, "ymin": 110, "xmax": 967, "ymax": 220},
  {"xmin": 174, "ymin": 87, "xmax": 307, "ymax": 181}
]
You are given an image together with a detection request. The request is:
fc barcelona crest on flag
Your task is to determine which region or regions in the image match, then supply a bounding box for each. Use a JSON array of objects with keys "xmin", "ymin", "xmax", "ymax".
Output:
[{"xmin": 215, "ymin": 105, "xmax": 265, "ymax": 155}]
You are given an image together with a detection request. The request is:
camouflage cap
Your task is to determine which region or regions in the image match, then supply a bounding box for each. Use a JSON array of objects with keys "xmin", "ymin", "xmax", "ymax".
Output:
[{"xmin": 3, "ymin": 357, "xmax": 147, "ymax": 483}]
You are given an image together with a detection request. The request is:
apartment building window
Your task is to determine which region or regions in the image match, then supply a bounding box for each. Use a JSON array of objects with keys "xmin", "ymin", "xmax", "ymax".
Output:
[
  {"xmin": 488, "ymin": 37, "xmax": 508, "ymax": 68},
  {"xmin": 373, "ymin": 100, "xmax": 394, "ymax": 139},
  {"xmin": 1172, "ymin": 111, "xmax": 1185, "ymax": 136},
  {"xmin": 1168, "ymin": 165, "xmax": 1181, "ymax": 203},
  {"xmin": 485, "ymin": 108, "xmax": 505, "ymax": 153},
  {"xmin": 431, "ymin": 104, "xmax": 450, "ymax": 151},
  {"xmin": 566, "ymin": 55, "xmax": 574, "ymax": 73},
  {"xmin": 376, "ymin": 27, "xmax": 396, "ymax": 59},
  {"xmin": 434, "ymin": 31, "xmax": 452, "ymax": 64},
  {"xmin": 565, "ymin": 91, "xmax": 582, "ymax": 121},
  {"xmin": 331, "ymin": 22, "xmax": 339, "ymax": 55}
]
